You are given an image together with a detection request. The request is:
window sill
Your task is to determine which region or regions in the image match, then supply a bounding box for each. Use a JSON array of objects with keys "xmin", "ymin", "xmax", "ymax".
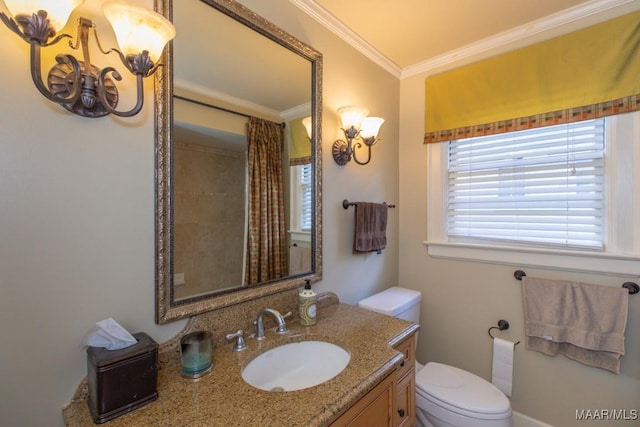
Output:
[
  {"xmin": 423, "ymin": 241, "xmax": 640, "ymax": 277},
  {"xmin": 289, "ymin": 230, "xmax": 311, "ymax": 243}
]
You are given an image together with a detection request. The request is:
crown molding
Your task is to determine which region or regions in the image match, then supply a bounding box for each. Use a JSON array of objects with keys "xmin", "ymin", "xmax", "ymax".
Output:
[
  {"xmin": 288, "ymin": 0, "xmax": 402, "ymax": 78},
  {"xmin": 281, "ymin": 102, "xmax": 312, "ymax": 120},
  {"xmin": 290, "ymin": 0, "xmax": 639, "ymax": 80},
  {"xmin": 174, "ymin": 78, "xmax": 281, "ymax": 118},
  {"xmin": 402, "ymin": 0, "xmax": 640, "ymax": 78}
]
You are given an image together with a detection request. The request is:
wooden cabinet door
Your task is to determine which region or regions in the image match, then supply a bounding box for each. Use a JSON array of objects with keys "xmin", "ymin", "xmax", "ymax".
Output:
[
  {"xmin": 331, "ymin": 373, "xmax": 394, "ymax": 427},
  {"xmin": 395, "ymin": 367, "xmax": 416, "ymax": 427},
  {"xmin": 332, "ymin": 332, "xmax": 418, "ymax": 427},
  {"xmin": 393, "ymin": 335, "xmax": 417, "ymax": 427}
]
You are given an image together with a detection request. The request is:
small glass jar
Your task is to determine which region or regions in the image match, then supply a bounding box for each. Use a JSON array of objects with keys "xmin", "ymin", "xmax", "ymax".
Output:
[{"xmin": 180, "ymin": 331, "xmax": 213, "ymax": 379}]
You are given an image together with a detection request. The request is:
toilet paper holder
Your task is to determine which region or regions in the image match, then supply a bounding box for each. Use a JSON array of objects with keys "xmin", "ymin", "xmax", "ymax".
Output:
[{"xmin": 488, "ymin": 320, "xmax": 520, "ymax": 346}]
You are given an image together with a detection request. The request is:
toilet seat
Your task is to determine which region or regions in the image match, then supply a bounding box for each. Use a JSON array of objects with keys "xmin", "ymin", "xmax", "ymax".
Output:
[{"xmin": 416, "ymin": 362, "xmax": 511, "ymax": 420}]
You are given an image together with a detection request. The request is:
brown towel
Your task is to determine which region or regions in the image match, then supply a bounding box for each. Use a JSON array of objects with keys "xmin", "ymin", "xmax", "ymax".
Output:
[
  {"xmin": 353, "ymin": 202, "xmax": 387, "ymax": 253},
  {"xmin": 522, "ymin": 276, "xmax": 628, "ymax": 374}
]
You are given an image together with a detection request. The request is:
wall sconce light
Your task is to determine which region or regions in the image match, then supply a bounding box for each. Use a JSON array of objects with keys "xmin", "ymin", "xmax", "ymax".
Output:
[
  {"xmin": 302, "ymin": 116, "xmax": 312, "ymax": 141},
  {"xmin": 0, "ymin": 0, "xmax": 176, "ymax": 118},
  {"xmin": 332, "ymin": 106, "xmax": 384, "ymax": 166}
]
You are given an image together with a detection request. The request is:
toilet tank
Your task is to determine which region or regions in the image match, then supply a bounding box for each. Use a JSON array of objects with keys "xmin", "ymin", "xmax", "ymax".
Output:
[{"xmin": 358, "ymin": 287, "xmax": 422, "ymax": 323}]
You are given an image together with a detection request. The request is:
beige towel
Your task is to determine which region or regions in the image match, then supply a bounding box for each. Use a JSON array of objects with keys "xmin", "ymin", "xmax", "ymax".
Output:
[
  {"xmin": 353, "ymin": 202, "xmax": 388, "ymax": 253},
  {"xmin": 288, "ymin": 245, "xmax": 311, "ymax": 275},
  {"xmin": 522, "ymin": 276, "xmax": 628, "ymax": 374}
]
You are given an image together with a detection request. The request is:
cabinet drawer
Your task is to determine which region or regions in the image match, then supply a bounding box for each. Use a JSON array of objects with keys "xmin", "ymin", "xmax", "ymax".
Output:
[{"xmin": 393, "ymin": 336, "xmax": 415, "ymax": 380}]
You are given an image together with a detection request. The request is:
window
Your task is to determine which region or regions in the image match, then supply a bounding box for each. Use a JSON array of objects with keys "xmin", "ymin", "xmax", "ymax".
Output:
[
  {"xmin": 448, "ymin": 120, "xmax": 604, "ymax": 251},
  {"xmin": 426, "ymin": 112, "xmax": 640, "ymax": 275},
  {"xmin": 290, "ymin": 163, "xmax": 313, "ymax": 233}
]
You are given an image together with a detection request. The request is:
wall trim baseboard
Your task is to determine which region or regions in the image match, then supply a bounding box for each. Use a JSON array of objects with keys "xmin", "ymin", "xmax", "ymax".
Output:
[{"xmin": 514, "ymin": 411, "xmax": 554, "ymax": 427}]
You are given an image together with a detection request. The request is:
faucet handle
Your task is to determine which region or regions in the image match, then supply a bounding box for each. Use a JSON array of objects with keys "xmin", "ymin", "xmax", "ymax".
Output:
[{"xmin": 225, "ymin": 330, "xmax": 248, "ymax": 352}]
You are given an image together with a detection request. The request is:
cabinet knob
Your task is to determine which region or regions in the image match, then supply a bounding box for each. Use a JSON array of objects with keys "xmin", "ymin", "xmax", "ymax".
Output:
[
  {"xmin": 400, "ymin": 359, "xmax": 405, "ymax": 367},
  {"xmin": 398, "ymin": 409, "xmax": 405, "ymax": 417}
]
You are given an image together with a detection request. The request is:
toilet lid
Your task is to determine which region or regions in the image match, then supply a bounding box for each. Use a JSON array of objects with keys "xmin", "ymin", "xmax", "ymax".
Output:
[
  {"xmin": 416, "ymin": 362, "xmax": 511, "ymax": 416},
  {"xmin": 357, "ymin": 287, "xmax": 421, "ymax": 317}
]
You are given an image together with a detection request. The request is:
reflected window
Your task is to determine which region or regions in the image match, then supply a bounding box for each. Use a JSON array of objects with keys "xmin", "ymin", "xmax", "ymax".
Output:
[{"xmin": 291, "ymin": 164, "xmax": 312, "ymax": 232}]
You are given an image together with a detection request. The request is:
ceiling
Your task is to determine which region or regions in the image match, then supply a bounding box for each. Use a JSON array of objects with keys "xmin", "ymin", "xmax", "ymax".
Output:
[{"xmin": 296, "ymin": 0, "xmax": 639, "ymax": 77}]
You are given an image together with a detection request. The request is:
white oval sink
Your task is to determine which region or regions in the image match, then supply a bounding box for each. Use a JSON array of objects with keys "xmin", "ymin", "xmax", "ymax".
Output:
[{"xmin": 242, "ymin": 340, "xmax": 350, "ymax": 392}]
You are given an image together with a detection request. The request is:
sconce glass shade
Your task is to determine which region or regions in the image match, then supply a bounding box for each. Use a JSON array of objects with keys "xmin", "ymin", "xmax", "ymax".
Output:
[
  {"xmin": 359, "ymin": 117, "xmax": 384, "ymax": 139},
  {"xmin": 302, "ymin": 116, "xmax": 313, "ymax": 139},
  {"xmin": 338, "ymin": 106, "xmax": 369, "ymax": 131},
  {"xmin": 2, "ymin": 0, "xmax": 82, "ymax": 32},
  {"xmin": 102, "ymin": 1, "xmax": 176, "ymax": 64}
]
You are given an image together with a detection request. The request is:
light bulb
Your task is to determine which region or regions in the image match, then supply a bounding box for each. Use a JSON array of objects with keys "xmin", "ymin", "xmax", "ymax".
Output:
[
  {"xmin": 302, "ymin": 116, "xmax": 312, "ymax": 139},
  {"xmin": 103, "ymin": 1, "xmax": 176, "ymax": 64},
  {"xmin": 359, "ymin": 117, "xmax": 384, "ymax": 139},
  {"xmin": 3, "ymin": 0, "xmax": 82, "ymax": 32},
  {"xmin": 338, "ymin": 106, "xmax": 369, "ymax": 131}
]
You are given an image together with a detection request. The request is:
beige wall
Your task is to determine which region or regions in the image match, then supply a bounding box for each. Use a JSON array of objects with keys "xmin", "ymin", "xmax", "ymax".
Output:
[
  {"xmin": 0, "ymin": 0, "xmax": 399, "ymax": 425},
  {"xmin": 399, "ymin": 70, "xmax": 639, "ymax": 427}
]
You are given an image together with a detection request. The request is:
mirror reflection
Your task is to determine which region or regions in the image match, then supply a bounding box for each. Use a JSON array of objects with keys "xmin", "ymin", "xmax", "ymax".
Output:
[
  {"xmin": 172, "ymin": 0, "xmax": 312, "ymax": 300},
  {"xmin": 154, "ymin": 0, "xmax": 323, "ymax": 323}
]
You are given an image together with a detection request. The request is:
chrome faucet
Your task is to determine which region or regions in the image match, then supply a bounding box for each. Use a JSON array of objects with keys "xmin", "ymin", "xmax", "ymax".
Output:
[{"xmin": 254, "ymin": 308, "xmax": 290, "ymax": 340}]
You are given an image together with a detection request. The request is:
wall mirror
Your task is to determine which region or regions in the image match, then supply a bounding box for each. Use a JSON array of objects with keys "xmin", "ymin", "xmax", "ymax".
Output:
[{"xmin": 155, "ymin": 0, "xmax": 323, "ymax": 324}]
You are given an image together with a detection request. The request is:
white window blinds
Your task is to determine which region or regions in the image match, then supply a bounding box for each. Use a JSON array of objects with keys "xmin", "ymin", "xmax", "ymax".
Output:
[{"xmin": 447, "ymin": 119, "xmax": 605, "ymax": 250}]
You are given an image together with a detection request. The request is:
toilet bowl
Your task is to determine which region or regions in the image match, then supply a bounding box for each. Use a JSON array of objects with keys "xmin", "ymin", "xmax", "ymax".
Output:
[
  {"xmin": 416, "ymin": 362, "xmax": 512, "ymax": 427},
  {"xmin": 358, "ymin": 287, "xmax": 513, "ymax": 427}
]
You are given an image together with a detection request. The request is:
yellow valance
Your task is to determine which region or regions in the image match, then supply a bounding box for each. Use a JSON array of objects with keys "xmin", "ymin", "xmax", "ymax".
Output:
[
  {"xmin": 424, "ymin": 11, "xmax": 640, "ymax": 144},
  {"xmin": 289, "ymin": 117, "xmax": 311, "ymax": 165}
]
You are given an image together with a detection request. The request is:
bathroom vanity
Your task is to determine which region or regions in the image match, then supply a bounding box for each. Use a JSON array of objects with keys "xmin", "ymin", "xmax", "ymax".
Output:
[
  {"xmin": 332, "ymin": 333, "xmax": 416, "ymax": 427},
  {"xmin": 63, "ymin": 293, "xmax": 418, "ymax": 426}
]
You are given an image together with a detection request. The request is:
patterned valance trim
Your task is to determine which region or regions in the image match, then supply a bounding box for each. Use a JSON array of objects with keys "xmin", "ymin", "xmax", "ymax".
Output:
[
  {"xmin": 289, "ymin": 156, "xmax": 312, "ymax": 166},
  {"xmin": 424, "ymin": 94, "xmax": 640, "ymax": 144}
]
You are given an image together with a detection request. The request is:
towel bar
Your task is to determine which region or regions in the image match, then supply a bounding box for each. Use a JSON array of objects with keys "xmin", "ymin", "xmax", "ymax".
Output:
[
  {"xmin": 343, "ymin": 199, "xmax": 396, "ymax": 209},
  {"xmin": 513, "ymin": 270, "xmax": 639, "ymax": 294}
]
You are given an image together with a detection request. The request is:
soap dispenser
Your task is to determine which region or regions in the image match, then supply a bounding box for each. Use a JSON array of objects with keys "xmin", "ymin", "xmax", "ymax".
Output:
[{"xmin": 299, "ymin": 279, "xmax": 317, "ymax": 326}]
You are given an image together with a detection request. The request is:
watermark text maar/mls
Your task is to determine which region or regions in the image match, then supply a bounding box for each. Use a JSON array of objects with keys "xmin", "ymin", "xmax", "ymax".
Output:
[{"xmin": 575, "ymin": 409, "xmax": 638, "ymax": 421}]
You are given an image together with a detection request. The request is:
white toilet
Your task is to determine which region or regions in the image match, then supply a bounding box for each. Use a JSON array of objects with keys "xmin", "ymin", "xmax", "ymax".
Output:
[{"xmin": 358, "ymin": 287, "xmax": 513, "ymax": 427}]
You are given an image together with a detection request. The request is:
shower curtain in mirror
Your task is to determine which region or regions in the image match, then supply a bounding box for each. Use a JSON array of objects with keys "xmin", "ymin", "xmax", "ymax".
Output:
[{"xmin": 245, "ymin": 117, "xmax": 287, "ymax": 285}]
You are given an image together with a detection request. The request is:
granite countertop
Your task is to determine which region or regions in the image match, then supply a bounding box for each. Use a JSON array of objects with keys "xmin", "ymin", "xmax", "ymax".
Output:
[{"xmin": 63, "ymin": 302, "xmax": 418, "ymax": 427}]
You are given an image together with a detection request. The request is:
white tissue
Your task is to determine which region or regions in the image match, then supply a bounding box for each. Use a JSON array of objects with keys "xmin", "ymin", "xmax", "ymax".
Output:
[
  {"xmin": 491, "ymin": 337, "xmax": 514, "ymax": 397},
  {"xmin": 82, "ymin": 318, "xmax": 137, "ymax": 350}
]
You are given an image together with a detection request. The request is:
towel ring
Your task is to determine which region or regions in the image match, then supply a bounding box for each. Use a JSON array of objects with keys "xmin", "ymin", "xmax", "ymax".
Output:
[{"xmin": 488, "ymin": 319, "xmax": 520, "ymax": 346}]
